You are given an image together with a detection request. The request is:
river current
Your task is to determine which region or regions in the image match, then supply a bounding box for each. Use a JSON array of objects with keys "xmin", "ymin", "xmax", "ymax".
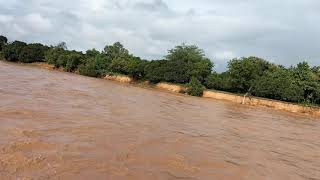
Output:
[{"xmin": 0, "ymin": 61, "xmax": 319, "ymax": 180}]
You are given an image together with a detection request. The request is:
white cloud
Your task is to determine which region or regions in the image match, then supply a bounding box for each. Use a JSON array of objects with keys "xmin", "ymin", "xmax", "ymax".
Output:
[
  {"xmin": 0, "ymin": 15, "xmax": 13, "ymax": 23},
  {"xmin": 23, "ymin": 13, "xmax": 53, "ymax": 33}
]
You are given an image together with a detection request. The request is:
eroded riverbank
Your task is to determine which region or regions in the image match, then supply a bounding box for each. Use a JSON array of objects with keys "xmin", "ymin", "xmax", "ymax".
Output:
[
  {"xmin": 0, "ymin": 61, "xmax": 320, "ymax": 180},
  {"xmin": 25, "ymin": 61, "xmax": 320, "ymax": 117}
]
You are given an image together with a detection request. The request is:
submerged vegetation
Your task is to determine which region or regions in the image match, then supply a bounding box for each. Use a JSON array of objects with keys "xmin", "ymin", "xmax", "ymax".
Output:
[{"xmin": 1, "ymin": 35, "xmax": 320, "ymax": 105}]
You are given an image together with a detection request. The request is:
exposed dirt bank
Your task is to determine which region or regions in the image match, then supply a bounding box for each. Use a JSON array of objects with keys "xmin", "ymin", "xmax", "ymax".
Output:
[
  {"xmin": 104, "ymin": 74, "xmax": 133, "ymax": 83},
  {"xmin": 203, "ymin": 90, "xmax": 320, "ymax": 116},
  {"xmin": 99, "ymin": 70, "xmax": 320, "ymax": 117},
  {"xmin": 103, "ymin": 74, "xmax": 320, "ymax": 117},
  {"xmin": 155, "ymin": 83, "xmax": 186, "ymax": 93},
  {"xmin": 23, "ymin": 62, "xmax": 320, "ymax": 117}
]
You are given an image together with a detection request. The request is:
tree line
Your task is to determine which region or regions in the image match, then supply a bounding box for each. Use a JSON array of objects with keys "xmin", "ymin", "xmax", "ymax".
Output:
[{"xmin": 1, "ymin": 35, "xmax": 320, "ymax": 105}]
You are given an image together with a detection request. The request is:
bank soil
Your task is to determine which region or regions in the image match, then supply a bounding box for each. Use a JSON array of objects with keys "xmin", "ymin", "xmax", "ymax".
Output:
[
  {"xmin": 27, "ymin": 62, "xmax": 320, "ymax": 117},
  {"xmin": 105, "ymin": 74, "xmax": 320, "ymax": 117}
]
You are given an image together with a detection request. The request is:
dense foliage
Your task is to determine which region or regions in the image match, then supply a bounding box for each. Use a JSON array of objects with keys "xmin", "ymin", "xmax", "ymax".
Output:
[
  {"xmin": 186, "ymin": 77, "xmax": 205, "ymax": 96},
  {"xmin": 1, "ymin": 40, "xmax": 48, "ymax": 63},
  {"xmin": 228, "ymin": 56, "xmax": 270, "ymax": 93},
  {"xmin": 79, "ymin": 50, "xmax": 110, "ymax": 77},
  {"xmin": 205, "ymin": 72, "xmax": 232, "ymax": 91},
  {"xmin": 1, "ymin": 34, "xmax": 320, "ymax": 105},
  {"xmin": 0, "ymin": 35, "xmax": 8, "ymax": 52},
  {"xmin": 253, "ymin": 67, "xmax": 304, "ymax": 102}
]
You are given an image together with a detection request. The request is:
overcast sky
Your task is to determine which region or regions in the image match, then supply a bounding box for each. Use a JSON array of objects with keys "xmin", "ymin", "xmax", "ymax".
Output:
[{"xmin": 1, "ymin": 0, "xmax": 320, "ymax": 71}]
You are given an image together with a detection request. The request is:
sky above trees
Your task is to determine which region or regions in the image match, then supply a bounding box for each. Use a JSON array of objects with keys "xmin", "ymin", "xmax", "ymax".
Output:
[{"xmin": 1, "ymin": 0, "xmax": 319, "ymax": 71}]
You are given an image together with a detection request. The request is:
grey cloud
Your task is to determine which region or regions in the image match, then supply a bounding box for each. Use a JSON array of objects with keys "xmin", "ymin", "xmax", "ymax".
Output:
[
  {"xmin": 134, "ymin": 0, "xmax": 169, "ymax": 12},
  {"xmin": 0, "ymin": 0, "xmax": 320, "ymax": 71}
]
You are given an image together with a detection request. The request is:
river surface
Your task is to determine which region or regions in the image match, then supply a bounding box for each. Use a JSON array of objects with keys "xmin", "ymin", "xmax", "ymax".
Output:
[{"xmin": 0, "ymin": 61, "xmax": 320, "ymax": 180}]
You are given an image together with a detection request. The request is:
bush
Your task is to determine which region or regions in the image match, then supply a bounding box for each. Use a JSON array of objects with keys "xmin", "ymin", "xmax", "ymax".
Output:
[
  {"xmin": 18, "ymin": 43, "xmax": 49, "ymax": 63},
  {"xmin": 163, "ymin": 59, "xmax": 191, "ymax": 83},
  {"xmin": 78, "ymin": 60, "xmax": 99, "ymax": 77},
  {"xmin": 2, "ymin": 41, "xmax": 27, "ymax": 61},
  {"xmin": 186, "ymin": 77, "xmax": 205, "ymax": 96},
  {"xmin": 126, "ymin": 59, "xmax": 148, "ymax": 79},
  {"xmin": 109, "ymin": 58, "xmax": 129, "ymax": 74},
  {"xmin": 144, "ymin": 60, "xmax": 167, "ymax": 83},
  {"xmin": 65, "ymin": 53, "xmax": 84, "ymax": 72},
  {"xmin": 45, "ymin": 48, "xmax": 64, "ymax": 67},
  {"xmin": 136, "ymin": 44, "xmax": 214, "ymax": 84},
  {"xmin": 0, "ymin": 35, "xmax": 8, "ymax": 51},
  {"xmin": 2, "ymin": 41, "xmax": 48, "ymax": 63},
  {"xmin": 205, "ymin": 72, "xmax": 232, "ymax": 91},
  {"xmin": 228, "ymin": 56, "xmax": 271, "ymax": 93},
  {"xmin": 79, "ymin": 54, "xmax": 110, "ymax": 77},
  {"xmin": 45, "ymin": 48, "xmax": 85, "ymax": 71},
  {"xmin": 56, "ymin": 54, "xmax": 68, "ymax": 68},
  {"xmin": 253, "ymin": 67, "xmax": 304, "ymax": 102},
  {"xmin": 165, "ymin": 44, "xmax": 213, "ymax": 83}
]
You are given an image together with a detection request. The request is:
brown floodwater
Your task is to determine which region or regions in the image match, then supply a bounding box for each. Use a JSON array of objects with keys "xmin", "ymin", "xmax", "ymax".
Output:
[{"xmin": 0, "ymin": 61, "xmax": 319, "ymax": 180}]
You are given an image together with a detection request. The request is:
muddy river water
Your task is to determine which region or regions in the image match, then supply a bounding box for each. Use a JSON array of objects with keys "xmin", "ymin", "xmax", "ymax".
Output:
[{"xmin": 0, "ymin": 61, "xmax": 320, "ymax": 180}]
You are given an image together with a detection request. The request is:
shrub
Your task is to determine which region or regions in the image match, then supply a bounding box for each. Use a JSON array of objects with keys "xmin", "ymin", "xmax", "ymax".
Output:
[
  {"xmin": 2, "ymin": 41, "xmax": 27, "ymax": 61},
  {"xmin": 78, "ymin": 54, "xmax": 110, "ymax": 77},
  {"xmin": 228, "ymin": 56, "xmax": 271, "ymax": 93},
  {"xmin": 126, "ymin": 59, "xmax": 148, "ymax": 80},
  {"xmin": 45, "ymin": 48, "xmax": 84, "ymax": 70},
  {"xmin": 18, "ymin": 43, "xmax": 49, "ymax": 63},
  {"xmin": 144, "ymin": 60, "xmax": 167, "ymax": 83},
  {"xmin": 0, "ymin": 35, "xmax": 8, "ymax": 51},
  {"xmin": 165, "ymin": 44, "xmax": 213, "ymax": 83},
  {"xmin": 163, "ymin": 59, "xmax": 190, "ymax": 83},
  {"xmin": 65, "ymin": 53, "xmax": 84, "ymax": 72},
  {"xmin": 186, "ymin": 77, "xmax": 205, "ymax": 96},
  {"xmin": 78, "ymin": 59, "xmax": 99, "ymax": 77},
  {"xmin": 45, "ymin": 48, "xmax": 64, "ymax": 67},
  {"xmin": 205, "ymin": 72, "xmax": 232, "ymax": 91},
  {"xmin": 109, "ymin": 58, "xmax": 129, "ymax": 74},
  {"xmin": 56, "ymin": 54, "xmax": 68, "ymax": 68},
  {"xmin": 2, "ymin": 41, "xmax": 48, "ymax": 63},
  {"xmin": 253, "ymin": 67, "xmax": 304, "ymax": 102}
]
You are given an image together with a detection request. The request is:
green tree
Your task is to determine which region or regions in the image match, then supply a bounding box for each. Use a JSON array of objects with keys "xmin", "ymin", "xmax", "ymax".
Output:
[
  {"xmin": 186, "ymin": 77, "xmax": 205, "ymax": 96},
  {"xmin": 166, "ymin": 44, "xmax": 206, "ymax": 63},
  {"xmin": 228, "ymin": 56, "xmax": 270, "ymax": 93},
  {"xmin": 85, "ymin": 49, "xmax": 100, "ymax": 58},
  {"xmin": 104, "ymin": 42, "xmax": 148, "ymax": 79},
  {"xmin": 18, "ymin": 43, "xmax": 49, "ymax": 63},
  {"xmin": 189, "ymin": 58, "xmax": 213, "ymax": 82},
  {"xmin": 126, "ymin": 59, "xmax": 148, "ymax": 79},
  {"xmin": 109, "ymin": 57, "xmax": 130, "ymax": 74},
  {"xmin": 0, "ymin": 35, "xmax": 8, "ymax": 51},
  {"xmin": 56, "ymin": 53, "xmax": 68, "ymax": 68},
  {"xmin": 164, "ymin": 44, "xmax": 213, "ymax": 83},
  {"xmin": 56, "ymin": 42, "xmax": 67, "ymax": 50},
  {"xmin": 103, "ymin": 42, "xmax": 129, "ymax": 60},
  {"xmin": 78, "ymin": 59, "xmax": 100, "ymax": 77},
  {"xmin": 2, "ymin": 41, "xmax": 27, "ymax": 61},
  {"xmin": 163, "ymin": 59, "xmax": 190, "ymax": 83},
  {"xmin": 144, "ymin": 60, "xmax": 167, "ymax": 83},
  {"xmin": 65, "ymin": 52, "xmax": 84, "ymax": 72},
  {"xmin": 253, "ymin": 67, "xmax": 304, "ymax": 102},
  {"xmin": 205, "ymin": 72, "xmax": 232, "ymax": 91},
  {"xmin": 291, "ymin": 62, "xmax": 320, "ymax": 103},
  {"xmin": 45, "ymin": 47, "xmax": 66, "ymax": 68},
  {"xmin": 79, "ymin": 53, "xmax": 110, "ymax": 77}
]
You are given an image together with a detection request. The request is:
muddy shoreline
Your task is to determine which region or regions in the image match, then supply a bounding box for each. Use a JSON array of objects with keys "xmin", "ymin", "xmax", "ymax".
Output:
[{"xmin": 5, "ymin": 61, "xmax": 320, "ymax": 117}]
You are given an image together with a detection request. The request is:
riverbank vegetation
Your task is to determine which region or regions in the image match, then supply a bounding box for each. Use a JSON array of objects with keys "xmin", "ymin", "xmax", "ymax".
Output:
[{"xmin": 1, "ymin": 35, "xmax": 320, "ymax": 105}]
